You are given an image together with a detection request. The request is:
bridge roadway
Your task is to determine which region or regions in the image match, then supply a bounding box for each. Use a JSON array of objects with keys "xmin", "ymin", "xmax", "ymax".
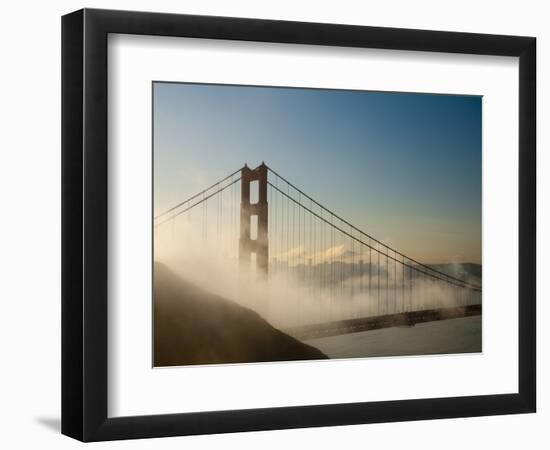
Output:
[{"xmin": 283, "ymin": 304, "xmax": 481, "ymax": 340}]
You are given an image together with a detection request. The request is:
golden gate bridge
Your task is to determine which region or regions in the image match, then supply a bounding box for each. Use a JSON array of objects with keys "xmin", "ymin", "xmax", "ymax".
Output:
[{"xmin": 154, "ymin": 163, "xmax": 481, "ymax": 340}]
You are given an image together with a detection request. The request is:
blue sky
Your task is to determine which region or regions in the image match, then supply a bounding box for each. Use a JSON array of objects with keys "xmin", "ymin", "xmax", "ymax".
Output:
[{"xmin": 153, "ymin": 82, "xmax": 481, "ymax": 264}]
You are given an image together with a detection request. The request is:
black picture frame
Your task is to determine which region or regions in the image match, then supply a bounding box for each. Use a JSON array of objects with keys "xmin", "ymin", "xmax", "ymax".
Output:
[{"xmin": 61, "ymin": 8, "xmax": 536, "ymax": 442}]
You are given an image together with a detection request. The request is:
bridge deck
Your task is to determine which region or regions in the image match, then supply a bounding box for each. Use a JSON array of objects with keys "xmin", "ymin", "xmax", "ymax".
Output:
[{"xmin": 283, "ymin": 304, "xmax": 481, "ymax": 340}]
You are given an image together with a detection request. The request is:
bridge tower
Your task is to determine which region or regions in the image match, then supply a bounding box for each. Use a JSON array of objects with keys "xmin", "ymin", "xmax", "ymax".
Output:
[{"xmin": 239, "ymin": 163, "xmax": 268, "ymax": 277}]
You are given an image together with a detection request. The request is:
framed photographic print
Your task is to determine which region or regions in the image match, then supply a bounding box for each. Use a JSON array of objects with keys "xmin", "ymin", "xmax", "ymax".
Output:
[{"xmin": 61, "ymin": 8, "xmax": 536, "ymax": 441}]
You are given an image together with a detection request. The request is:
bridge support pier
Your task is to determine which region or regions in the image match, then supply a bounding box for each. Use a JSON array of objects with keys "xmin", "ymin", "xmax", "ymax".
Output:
[{"xmin": 239, "ymin": 163, "xmax": 268, "ymax": 277}]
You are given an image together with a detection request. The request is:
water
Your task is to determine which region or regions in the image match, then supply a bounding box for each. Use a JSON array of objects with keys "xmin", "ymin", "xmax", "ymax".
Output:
[{"xmin": 305, "ymin": 316, "xmax": 481, "ymax": 358}]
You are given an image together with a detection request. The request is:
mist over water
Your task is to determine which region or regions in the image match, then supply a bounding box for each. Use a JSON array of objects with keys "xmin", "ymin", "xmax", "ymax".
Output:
[{"xmin": 154, "ymin": 216, "xmax": 481, "ymax": 331}]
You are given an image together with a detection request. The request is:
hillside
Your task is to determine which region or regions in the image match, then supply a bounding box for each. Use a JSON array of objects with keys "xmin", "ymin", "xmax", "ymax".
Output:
[
  {"xmin": 428, "ymin": 263, "xmax": 482, "ymax": 283},
  {"xmin": 154, "ymin": 262, "xmax": 327, "ymax": 366}
]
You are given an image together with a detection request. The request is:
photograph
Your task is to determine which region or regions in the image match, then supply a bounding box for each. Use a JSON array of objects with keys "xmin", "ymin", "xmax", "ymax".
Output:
[{"xmin": 152, "ymin": 82, "xmax": 482, "ymax": 367}]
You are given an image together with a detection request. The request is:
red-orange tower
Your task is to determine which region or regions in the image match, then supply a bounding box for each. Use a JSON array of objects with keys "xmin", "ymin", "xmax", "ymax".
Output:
[{"xmin": 239, "ymin": 163, "xmax": 268, "ymax": 276}]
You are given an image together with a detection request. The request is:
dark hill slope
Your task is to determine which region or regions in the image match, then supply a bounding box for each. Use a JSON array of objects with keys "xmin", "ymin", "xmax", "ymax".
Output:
[{"xmin": 154, "ymin": 262, "xmax": 327, "ymax": 366}]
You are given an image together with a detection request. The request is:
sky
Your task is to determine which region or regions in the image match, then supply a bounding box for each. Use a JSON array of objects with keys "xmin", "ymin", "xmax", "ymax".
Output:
[{"xmin": 153, "ymin": 82, "xmax": 481, "ymax": 264}]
